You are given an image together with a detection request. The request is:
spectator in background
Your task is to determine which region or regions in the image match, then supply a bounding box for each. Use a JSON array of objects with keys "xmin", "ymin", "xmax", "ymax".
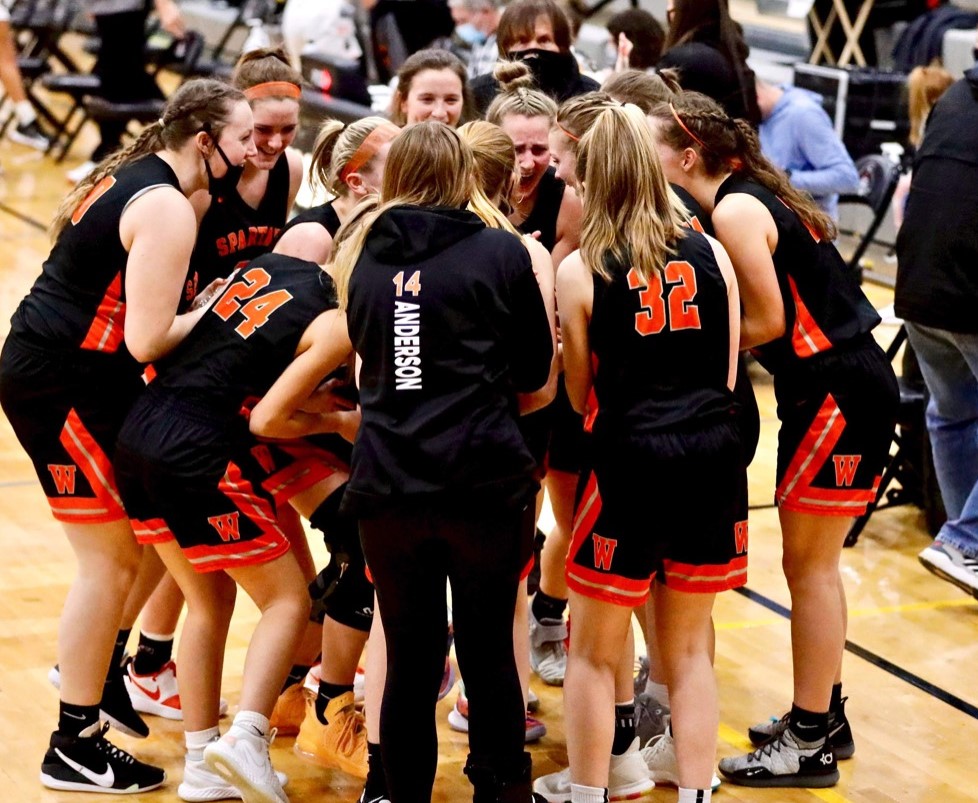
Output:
[
  {"xmin": 658, "ymin": 0, "xmax": 759, "ymax": 124},
  {"xmin": 895, "ymin": 62, "xmax": 978, "ymax": 601},
  {"xmin": 892, "ymin": 65, "xmax": 954, "ymax": 230},
  {"xmin": 756, "ymin": 77, "xmax": 859, "ymax": 221},
  {"xmin": 470, "ymin": 0, "xmax": 600, "ymax": 115},
  {"xmin": 461, "ymin": 0, "xmax": 503, "ymax": 79},
  {"xmin": 0, "ymin": 2, "xmax": 50, "ymax": 152},
  {"xmin": 606, "ymin": 8, "xmax": 665, "ymax": 73},
  {"xmin": 367, "ymin": 0, "xmax": 456, "ymax": 82},
  {"xmin": 280, "ymin": 0, "xmax": 362, "ymax": 71},
  {"xmin": 69, "ymin": 0, "xmax": 186, "ymax": 184}
]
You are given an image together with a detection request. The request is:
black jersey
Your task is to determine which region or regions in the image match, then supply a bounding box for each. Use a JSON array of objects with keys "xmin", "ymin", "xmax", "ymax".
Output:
[
  {"xmin": 671, "ymin": 183, "xmax": 714, "ymax": 236},
  {"xmin": 715, "ymin": 175, "xmax": 880, "ymax": 374},
  {"xmin": 343, "ymin": 205, "xmax": 553, "ymax": 515},
  {"xmin": 184, "ymin": 155, "xmax": 292, "ymax": 309},
  {"xmin": 9, "ymin": 154, "xmax": 181, "ymax": 365},
  {"xmin": 278, "ymin": 200, "xmax": 342, "ymax": 241},
  {"xmin": 518, "ymin": 166, "xmax": 564, "ymax": 253},
  {"xmin": 589, "ymin": 230, "xmax": 735, "ymax": 437},
  {"xmin": 151, "ymin": 253, "xmax": 337, "ymax": 418}
]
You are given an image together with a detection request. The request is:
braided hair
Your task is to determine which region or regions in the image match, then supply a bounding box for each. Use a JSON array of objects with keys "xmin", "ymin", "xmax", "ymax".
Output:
[
  {"xmin": 649, "ymin": 91, "xmax": 836, "ymax": 241},
  {"xmin": 51, "ymin": 79, "xmax": 247, "ymax": 240}
]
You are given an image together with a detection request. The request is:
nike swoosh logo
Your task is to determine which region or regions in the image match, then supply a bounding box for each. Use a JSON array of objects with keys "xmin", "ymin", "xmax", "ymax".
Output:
[
  {"xmin": 130, "ymin": 678, "xmax": 161, "ymax": 701},
  {"xmin": 55, "ymin": 749, "xmax": 115, "ymax": 788},
  {"xmin": 63, "ymin": 712, "xmax": 86, "ymax": 720},
  {"xmin": 828, "ymin": 722, "xmax": 844, "ymax": 738}
]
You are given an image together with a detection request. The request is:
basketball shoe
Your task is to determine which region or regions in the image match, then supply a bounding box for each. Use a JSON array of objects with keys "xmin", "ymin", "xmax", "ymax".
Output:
[
  {"xmin": 747, "ymin": 697, "xmax": 855, "ymax": 759},
  {"xmin": 178, "ymin": 755, "xmax": 288, "ymax": 802},
  {"xmin": 447, "ymin": 683, "xmax": 547, "ymax": 743},
  {"xmin": 718, "ymin": 728, "xmax": 839, "ymax": 788},
  {"xmin": 532, "ymin": 738, "xmax": 654, "ymax": 802},
  {"xmin": 40, "ymin": 721, "xmax": 165, "ymax": 793},
  {"xmin": 640, "ymin": 731, "xmax": 721, "ymax": 791},
  {"xmin": 294, "ymin": 692, "xmax": 368, "ymax": 778},
  {"xmin": 203, "ymin": 724, "xmax": 287, "ymax": 803}
]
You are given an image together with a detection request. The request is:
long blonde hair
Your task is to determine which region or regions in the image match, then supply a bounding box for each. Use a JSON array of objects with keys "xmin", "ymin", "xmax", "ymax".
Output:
[
  {"xmin": 577, "ymin": 104, "xmax": 684, "ymax": 283},
  {"xmin": 458, "ymin": 120, "xmax": 521, "ymax": 234},
  {"xmin": 331, "ymin": 122, "xmax": 477, "ymax": 307},
  {"xmin": 51, "ymin": 79, "xmax": 245, "ymax": 240}
]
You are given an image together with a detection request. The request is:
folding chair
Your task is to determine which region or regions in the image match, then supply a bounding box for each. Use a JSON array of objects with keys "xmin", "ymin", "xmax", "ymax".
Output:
[{"xmin": 837, "ymin": 152, "xmax": 903, "ymax": 282}]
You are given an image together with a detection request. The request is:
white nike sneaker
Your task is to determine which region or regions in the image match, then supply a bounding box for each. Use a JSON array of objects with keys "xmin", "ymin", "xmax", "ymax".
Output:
[
  {"xmin": 124, "ymin": 658, "xmax": 229, "ymax": 720},
  {"xmin": 533, "ymin": 738, "xmax": 654, "ymax": 801},
  {"xmin": 179, "ymin": 756, "xmax": 288, "ymax": 801},
  {"xmin": 204, "ymin": 727, "xmax": 288, "ymax": 803},
  {"xmin": 642, "ymin": 731, "xmax": 721, "ymax": 791}
]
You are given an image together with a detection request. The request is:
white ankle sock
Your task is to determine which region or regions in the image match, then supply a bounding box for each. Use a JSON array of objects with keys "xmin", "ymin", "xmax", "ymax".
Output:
[
  {"xmin": 678, "ymin": 787, "xmax": 711, "ymax": 802},
  {"xmin": 185, "ymin": 726, "xmax": 220, "ymax": 762},
  {"xmin": 15, "ymin": 101, "xmax": 36, "ymax": 126},
  {"xmin": 231, "ymin": 710, "xmax": 270, "ymax": 738},
  {"xmin": 570, "ymin": 783, "xmax": 608, "ymax": 803}
]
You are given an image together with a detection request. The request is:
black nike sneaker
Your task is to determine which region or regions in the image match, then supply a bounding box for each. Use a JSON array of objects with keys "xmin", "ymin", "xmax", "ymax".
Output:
[
  {"xmin": 718, "ymin": 728, "xmax": 839, "ymax": 788},
  {"xmin": 40, "ymin": 721, "xmax": 166, "ymax": 793},
  {"xmin": 747, "ymin": 696, "xmax": 855, "ymax": 759}
]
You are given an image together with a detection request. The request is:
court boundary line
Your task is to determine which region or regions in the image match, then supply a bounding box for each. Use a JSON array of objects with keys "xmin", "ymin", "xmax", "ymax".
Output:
[{"xmin": 734, "ymin": 585, "xmax": 978, "ymax": 720}]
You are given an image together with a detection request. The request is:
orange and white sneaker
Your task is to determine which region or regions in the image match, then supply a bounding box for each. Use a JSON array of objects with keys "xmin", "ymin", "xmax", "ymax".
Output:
[
  {"xmin": 125, "ymin": 659, "xmax": 228, "ymax": 721},
  {"xmin": 270, "ymin": 682, "xmax": 309, "ymax": 737},
  {"xmin": 294, "ymin": 692, "xmax": 368, "ymax": 778},
  {"xmin": 125, "ymin": 660, "xmax": 182, "ymax": 720}
]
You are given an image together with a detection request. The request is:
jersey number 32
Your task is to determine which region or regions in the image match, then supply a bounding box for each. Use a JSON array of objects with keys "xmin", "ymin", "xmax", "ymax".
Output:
[{"xmin": 626, "ymin": 261, "xmax": 700, "ymax": 336}]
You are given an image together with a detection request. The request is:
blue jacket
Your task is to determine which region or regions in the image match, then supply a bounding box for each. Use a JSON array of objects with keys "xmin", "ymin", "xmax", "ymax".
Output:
[{"xmin": 759, "ymin": 86, "xmax": 859, "ymax": 220}]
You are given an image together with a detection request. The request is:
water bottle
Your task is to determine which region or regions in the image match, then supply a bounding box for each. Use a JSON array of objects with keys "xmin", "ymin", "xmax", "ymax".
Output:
[{"xmin": 242, "ymin": 19, "xmax": 271, "ymax": 54}]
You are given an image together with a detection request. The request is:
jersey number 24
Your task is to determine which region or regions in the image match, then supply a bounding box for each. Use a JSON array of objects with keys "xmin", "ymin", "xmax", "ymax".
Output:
[{"xmin": 213, "ymin": 267, "xmax": 293, "ymax": 339}]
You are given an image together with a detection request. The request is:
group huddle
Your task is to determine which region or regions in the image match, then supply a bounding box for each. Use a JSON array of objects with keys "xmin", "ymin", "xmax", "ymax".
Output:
[{"xmin": 0, "ymin": 13, "xmax": 897, "ymax": 803}]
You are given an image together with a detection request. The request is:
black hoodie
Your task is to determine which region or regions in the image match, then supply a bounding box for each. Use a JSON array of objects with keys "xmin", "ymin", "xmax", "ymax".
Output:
[
  {"xmin": 895, "ymin": 65, "xmax": 978, "ymax": 333},
  {"xmin": 342, "ymin": 205, "xmax": 553, "ymax": 516}
]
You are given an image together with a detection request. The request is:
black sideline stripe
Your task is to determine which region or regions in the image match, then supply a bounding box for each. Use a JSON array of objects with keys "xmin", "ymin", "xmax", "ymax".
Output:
[
  {"xmin": 0, "ymin": 201, "xmax": 47, "ymax": 232},
  {"xmin": 733, "ymin": 585, "xmax": 978, "ymax": 721}
]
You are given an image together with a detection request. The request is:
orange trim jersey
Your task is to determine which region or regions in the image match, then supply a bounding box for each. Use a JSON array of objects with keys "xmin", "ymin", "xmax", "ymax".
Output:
[
  {"xmin": 182, "ymin": 155, "xmax": 291, "ymax": 312},
  {"xmin": 713, "ymin": 175, "xmax": 881, "ymax": 374},
  {"xmin": 9, "ymin": 154, "xmax": 182, "ymax": 364}
]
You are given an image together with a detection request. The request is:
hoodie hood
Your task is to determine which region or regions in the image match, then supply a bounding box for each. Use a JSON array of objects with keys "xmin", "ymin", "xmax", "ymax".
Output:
[{"xmin": 366, "ymin": 205, "xmax": 486, "ymax": 264}]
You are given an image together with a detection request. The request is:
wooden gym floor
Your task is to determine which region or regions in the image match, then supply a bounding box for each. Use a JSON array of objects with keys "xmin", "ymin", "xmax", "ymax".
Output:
[{"xmin": 2, "ymin": 112, "xmax": 978, "ymax": 803}]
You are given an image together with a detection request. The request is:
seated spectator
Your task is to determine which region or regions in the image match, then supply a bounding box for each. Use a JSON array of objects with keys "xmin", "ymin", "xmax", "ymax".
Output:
[
  {"xmin": 0, "ymin": 3, "xmax": 50, "ymax": 153},
  {"xmin": 757, "ymin": 77, "xmax": 859, "ymax": 221},
  {"xmin": 470, "ymin": 0, "xmax": 599, "ymax": 115},
  {"xmin": 606, "ymin": 8, "xmax": 665, "ymax": 73}
]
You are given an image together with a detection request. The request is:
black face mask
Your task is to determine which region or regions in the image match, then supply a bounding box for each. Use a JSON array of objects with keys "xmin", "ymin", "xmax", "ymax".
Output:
[
  {"xmin": 204, "ymin": 140, "xmax": 245, "ymax": 199},
  {"xmin": 505, "ymin": 48, "xmax": 579, "ymax": 99}
]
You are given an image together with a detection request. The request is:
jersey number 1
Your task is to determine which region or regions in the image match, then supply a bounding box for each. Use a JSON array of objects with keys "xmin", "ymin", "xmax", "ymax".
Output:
[
  {"xmin": 626, "ymin": 261, "xmax": 701, "ymax": 336},
  {"xmin": 213, "ymin": 267, "xmax": 293, "ymax": 339}
]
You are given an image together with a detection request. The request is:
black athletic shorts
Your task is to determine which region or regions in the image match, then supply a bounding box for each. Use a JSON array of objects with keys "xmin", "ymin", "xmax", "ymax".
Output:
[
  {"xmin": 568, "ymin": 418, "xmax": 748, "ymax": 605},
  {"xmin": 115, "ymin": 390, "xmax": 290, "ymax": 573},
  {"xmin": 0, "ymin": 334, "xmax": 143, "ymax": 524},
  {"xmin": 774, "ymin": 338, "xmax": 898, "ymax": 516}
]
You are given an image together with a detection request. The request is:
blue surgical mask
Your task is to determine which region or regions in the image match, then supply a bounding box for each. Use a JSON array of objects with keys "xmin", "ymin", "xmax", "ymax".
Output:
[{"xmin": 456, "ymin": 23, "xmax": 487, "ymax": 46}]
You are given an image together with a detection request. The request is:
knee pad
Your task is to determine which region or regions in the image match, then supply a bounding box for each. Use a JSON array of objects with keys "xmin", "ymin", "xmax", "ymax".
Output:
[{"xmin": 307, "ymin": 487, "xmax": 374, "ymax": 631}]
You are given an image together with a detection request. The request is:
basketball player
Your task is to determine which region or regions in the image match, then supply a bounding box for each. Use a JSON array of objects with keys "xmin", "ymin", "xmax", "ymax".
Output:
[
  {"xmin": 537, "ymin": 103, "xmax": 746, "ymax": 803},
  {"xmin": 648, "ymin": 92, "xmax": 898, "ymax": 787},
  {"xmin": 0, "ymin": 78, "xmax": 255, "ymax": 794}
]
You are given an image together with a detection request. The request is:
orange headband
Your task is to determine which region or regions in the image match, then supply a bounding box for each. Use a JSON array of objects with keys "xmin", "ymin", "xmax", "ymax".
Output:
[
  {"xmin": 339, "ymin": 123, "xmax": 401, "ymax": 182},
  {"xmin": 244, "ymin": 81, "xmax": 302, "ymax": 101},
  {"xmin": 669, "ymin": 102, "xmax": 709, "ymax": 152},
  {"xmin": 555, "ymin": 122, "xmax": 580, "ymax": 142}
]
